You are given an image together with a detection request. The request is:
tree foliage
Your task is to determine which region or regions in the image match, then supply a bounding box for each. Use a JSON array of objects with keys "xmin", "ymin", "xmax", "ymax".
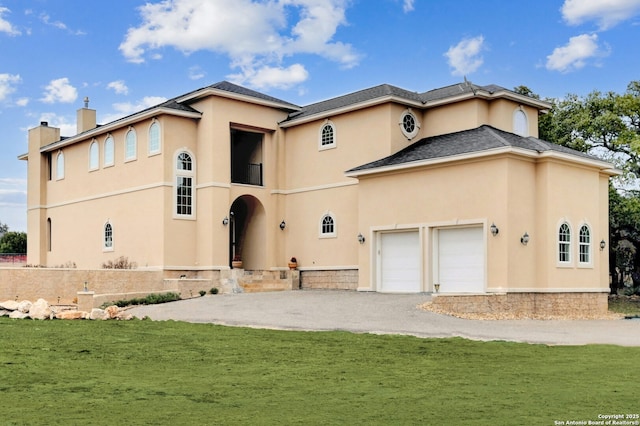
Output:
[
  {"xmin": 0, "ymin": 231, "xmax": 27, "ymax": 254},
  {"xmin": 0, "ymin": 221, "xmax": 8, "ymax": 235},
  {"xmin": 532, "ymin": 81, "xmax": 640, "ymax": 293}
]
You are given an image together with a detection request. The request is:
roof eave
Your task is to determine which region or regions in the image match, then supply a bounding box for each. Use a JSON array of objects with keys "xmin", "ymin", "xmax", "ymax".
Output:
[
  {"xmin": 346, "ymin": 147, "xmax": 618, "ymax": 178},
  {"xmin": 39, "ymin": 107, "xmax": 202, "ymax": 153},
  {"xmin": 177, "ymin": 87, "xmax": 301, "ymax": 112},
  {"xmin": 280, "ymin": 95, "xmax": 425, "ymax": 127}
]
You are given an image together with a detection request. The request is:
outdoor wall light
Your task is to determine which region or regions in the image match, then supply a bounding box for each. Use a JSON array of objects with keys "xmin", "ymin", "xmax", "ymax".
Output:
[
  {"xmin": 222, "ymin": 216, "xmax": 229, "ymax": 226},
  {"xmin": 520, "ymin": 232, "xmax": 530, "ymax": 245},
  {"xmin": 490, "ymin": 223, "xmax": 499, "ymax": 236},
  {"xmin": 279, "ymin": 220, "xmax": 286, "ymax": 230},
  {"xmin": 357, "ymin": 233, "xmax": 366, "ymax": 244},
  {"xmin": 600, "ymin": 239, "xmax": 606, "ymax": 251}
]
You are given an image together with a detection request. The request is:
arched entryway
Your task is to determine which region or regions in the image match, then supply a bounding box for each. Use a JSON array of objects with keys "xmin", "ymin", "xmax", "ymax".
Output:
[{"xmin": 228, "ymin": 195, "xmax": 266, "ymax": 269}]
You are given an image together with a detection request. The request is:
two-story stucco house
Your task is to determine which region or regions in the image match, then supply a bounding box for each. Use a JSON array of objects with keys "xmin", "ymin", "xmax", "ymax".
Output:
[{"xmin": 20, "ymin": 80, "xmax": 618, "ymax": 312}]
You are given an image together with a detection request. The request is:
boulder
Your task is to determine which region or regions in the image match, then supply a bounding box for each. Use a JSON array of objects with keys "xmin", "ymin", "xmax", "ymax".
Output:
[
  {"xmin": 56, "ymin": 310, "xmax": 88, "ymax": 320},
  {"xmin": 18, "ymin": 300, "xmax": 32, "ymax": 313},
  {"xmin": 89, "ymin": 308, "xmax": 108, "ymax": 320},
  {"xmin": 29, "ymin": 299, "xmax": 52, "ymax": 320},
  {"xmin": 0, "ymin": 300, "xmax": 19, "ymax": 311},
  {"xmin": 105, "ymin": 305, "xmax": 120, "ymax": 319},
  {"xmin": 0, "ymin": 309, "xmax": 10, "ymax": 317},
  {"xmin": 9, "ymin": 310, "xmax": 29, "ymax": 319}
]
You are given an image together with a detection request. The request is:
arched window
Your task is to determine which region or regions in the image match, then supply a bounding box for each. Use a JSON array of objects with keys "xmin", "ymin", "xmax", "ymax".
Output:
[
  {"xmin": 558, "ymin": 222, "xmax": 571, "ymax": 263},
  {"xmin": 89, "ymin": 140, "xmax": 99, "ymax": 170},
  {"xmin": 175, "ymin": 151, "xmax": 194, "ymax": 217},
  {"xmin": 104, "ymin": 222, "xmax": 113, "ymax": 250},
  {"xmin": 513, "ymin": 109, "xmax": 528, "ymax": 136},
  {"xmin": 125, "ymin": 128, "xmax": 137, "ymax": 161},
  {"xmin": 148, "ymin": 121, "xmax": 161, "ymax": 155},
  {"xmin": 56, "ymin": 151, "xmax": 65, "ymax": 180},
  {"xmin": 104, "ymin": 135, "xmax": 114, "ymax": 167},
  {"xmin": 579, "ymin": 224, "xmax": 591, "ymax": 264},
  {"xmin": 319, "ymin": 121, "xmax": 336, "ymax": 149},
  {"xmin": 319, "ymin": 213, "xmax": 336, "ymax": 238}
]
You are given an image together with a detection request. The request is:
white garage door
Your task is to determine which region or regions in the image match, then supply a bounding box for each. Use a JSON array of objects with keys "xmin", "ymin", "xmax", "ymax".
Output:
[
  {"xmin": 380, "ymin": 231, "xmax": 420, "ymax": 292},
  {"xmin": 438, "ymin": 227, "xmax": 484, "ymax": 293}
]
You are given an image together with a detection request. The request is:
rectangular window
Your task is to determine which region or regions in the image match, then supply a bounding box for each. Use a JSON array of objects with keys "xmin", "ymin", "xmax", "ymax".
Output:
[{"xmin": 176, "ymin": 177, "xmax": 192, "ymax": 215}]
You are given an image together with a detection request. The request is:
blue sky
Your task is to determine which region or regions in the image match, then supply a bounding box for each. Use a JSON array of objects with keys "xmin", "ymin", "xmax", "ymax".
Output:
[{"xmin": 1, "ymin": 0, "xmax": 639, "ymax": 232}]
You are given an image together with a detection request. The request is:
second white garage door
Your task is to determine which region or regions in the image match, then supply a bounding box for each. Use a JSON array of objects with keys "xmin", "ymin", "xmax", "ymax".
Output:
[
  {"xmin": 380, "ymin": 231, "xmax": 421, "ymax": 292},
  {"xmin": 437, "ymin": 227, "xmax": 485, "ymax": 293}
]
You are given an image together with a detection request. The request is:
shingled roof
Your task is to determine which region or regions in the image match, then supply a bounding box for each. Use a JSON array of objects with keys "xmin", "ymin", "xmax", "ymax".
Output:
[{"xmin": 346, "ymin": 125, "xmax": 599, "ymax": 174}]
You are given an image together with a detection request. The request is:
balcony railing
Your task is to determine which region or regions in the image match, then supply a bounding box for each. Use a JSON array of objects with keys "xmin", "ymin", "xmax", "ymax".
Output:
[{"xmin": 232, "ymin": 163, "xmax": 263, "ymax": 186}]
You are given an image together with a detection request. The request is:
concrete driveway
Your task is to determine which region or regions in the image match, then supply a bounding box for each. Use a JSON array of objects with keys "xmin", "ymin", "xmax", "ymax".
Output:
[{"xmin": 128, "ymin": 290, "xmax": 640, "ymax": 346}]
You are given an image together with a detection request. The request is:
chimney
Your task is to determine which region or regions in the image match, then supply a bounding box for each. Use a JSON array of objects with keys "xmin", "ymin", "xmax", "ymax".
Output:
[{"xmin": 77, "ymin": 96, "xmax": 96, "ymax": 134}]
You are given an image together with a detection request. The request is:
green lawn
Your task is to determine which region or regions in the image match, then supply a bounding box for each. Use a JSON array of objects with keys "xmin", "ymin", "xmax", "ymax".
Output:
[{"xmin": 1, "ymin": 318, "xmax": 638, "ymax": 425}]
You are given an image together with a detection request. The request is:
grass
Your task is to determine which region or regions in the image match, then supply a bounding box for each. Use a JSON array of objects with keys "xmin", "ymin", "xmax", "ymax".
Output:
[
  {"xmin": 609, "ymin": 295, "xmax": 640, "ymax": 316},
  {"xmin": 0, "ymin": 318, "xmax": 639, "ymax": 425}
]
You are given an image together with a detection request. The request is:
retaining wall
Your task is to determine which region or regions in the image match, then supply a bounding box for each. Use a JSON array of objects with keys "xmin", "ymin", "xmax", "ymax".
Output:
[{"xmin": 300, "ymin": 269, "xmax": 358, "ymax": 290}]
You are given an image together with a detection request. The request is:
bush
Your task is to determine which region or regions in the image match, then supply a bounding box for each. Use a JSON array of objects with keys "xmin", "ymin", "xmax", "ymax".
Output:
[
  {"xmin": 210, "ymin": 287, "xmax": 219, "ymax": 294},
  {"xmin": 199, "ymin": 290, "xmax": 206, "ymax": 297},
  {"xmin": 102, "ymin": 256, "xmax": 137, "ymax": 269},
  {"xmin": 101, "ymin": 292, "xmax": 181, "ymax": 309}
]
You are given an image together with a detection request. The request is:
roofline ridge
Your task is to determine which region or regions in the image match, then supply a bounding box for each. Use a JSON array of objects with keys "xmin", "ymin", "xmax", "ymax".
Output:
[{"xmin": 481, "ymin": 125, "xmax": 512, "ymax": 147}]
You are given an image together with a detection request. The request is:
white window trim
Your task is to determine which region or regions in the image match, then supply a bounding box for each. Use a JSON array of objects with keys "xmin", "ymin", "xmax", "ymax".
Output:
[
  {"xmin": 577, "ymin": 222, "xmax": 593, "ymax": 268},
  {"xmin": 89, "ymin": 140, "xmax": 99, "ymax": 172},
  {"xmin": 399, "ymin": 108, "xmax": 420, "ymax": 140},
  {"xmin": 103, "ymin": 220, "xmax": 114, "ymax": 252},
  {"xmin": 318, "ymin": 120, "xmax": 337, "ymax": 151},
  {"xmin": 56, "ymin": 151, "xmax": 65, "ymax": 180},
  {"xmin": 173, "ymin": 149, "xmax": 196, "ymax": 220},
  {"xmin": 104, "ymin": 135, "xmax": 115, "ymax": 168},
  {"xmin": 125, "ymin": 127, "xmax": 137, "ymax": 162},
  {"xmin": 557, "ymin": 220, "xmax": 573, "ymax": 267},
  {"xmin": 513, "ymin": 107, "xmax": 529, "ymax": 137},
  {"xmin": 148, "ymin": 120, "xmax": 162, "ymax": 156},
  {"xmin": 319, "ymin": 212, "xmax": 337, "ymax": 239}
]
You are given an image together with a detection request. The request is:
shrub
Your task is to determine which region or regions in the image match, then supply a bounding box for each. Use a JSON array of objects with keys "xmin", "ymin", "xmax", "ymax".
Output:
[
  {"xmin": 210, "ymin": 287, "xmax": 219, "ymax": 295},
  {"xmin": 102, "ymin": 256, "xmax": 137, "ymax": 269},
  {"xmin": 199, "ymin": 290, "xmax": 206, "ymax": 297},
  {"xmin": 101, "ymin": 292, "xmax": 180, "ymax": 309}
]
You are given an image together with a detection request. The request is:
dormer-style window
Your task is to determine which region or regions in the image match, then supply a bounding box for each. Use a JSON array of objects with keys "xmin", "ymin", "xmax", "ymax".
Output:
[
  {"xmin": 319, "ymin": 121, "xmax": 336, "ymax": 150},
  {"xmin": 104, "ymin": 135, "xmax": 114, "ymax": 167},
  {"xmin": 399, "ymin": 109, "xmax": 420, "ymax": 140},
  {"xmin": 513, "ymin": 108, "xmax": 528, "ymax": 136},
  {"xmin": 125, "ymin": 128, "xmax": 137, "ymax": 161},
  {"xmin": 148, "ymin": 121, "xmax": 161, "ymax": 155}
]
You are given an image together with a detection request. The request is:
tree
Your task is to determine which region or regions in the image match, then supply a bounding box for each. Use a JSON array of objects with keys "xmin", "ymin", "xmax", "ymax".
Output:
[
  {"xmin": 0, "ymin": 231, "xmax": 27, "ymax": 254},
  {"xmin": 0, "ymin": 221, "xmax": 8, "ymax": 235}
]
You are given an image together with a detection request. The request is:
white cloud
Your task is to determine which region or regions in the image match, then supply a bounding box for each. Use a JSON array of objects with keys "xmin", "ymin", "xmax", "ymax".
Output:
[
  {"xmin": 228, "ymin": 63, "xmax": 309, "ymax": 90},
  {"xmin": 0, "ymin": 7, "xmax": 20, "ymax": 36},
  {"xmin": 444, "ymin": 35, "xmax": 485, "ymax": 76},
  {"xmin": 107, "ymin": 80, "xmax": 129, "ymax": 95},
  {"xmin": 561, "ymin": 0, "xmax": 640, "ymax": 30},
  {"xmin": 15, "ymin": 98, "xmax": 29, "ymax": 107},
  {"xmin": 39, "ymin": 12, "xmax": 86, "ymax": 35},
  {"xmin": 546, "ymin": 33, "xmax": 606, "ymax": 72},
  {"xmin": 403, "ymin": 0, "xmax": 415, "ymax": 13},
  {"xmin": 188, "ymin": 66, "xmax": 206, "ymax": 80},
  {"xmin": 101, "ymin": 96, "xmax": 169, "ymax": 124},
  {"xmin": 40, "ymin": 78, "xmax": 78, "ymax": 104},
  {"xmin": 0, "ymin": 73, "xmax": 21, "ymax": 102},
  {"xmin": 119, "ymin": 0, "xmax": 360, "ymax": 89}
]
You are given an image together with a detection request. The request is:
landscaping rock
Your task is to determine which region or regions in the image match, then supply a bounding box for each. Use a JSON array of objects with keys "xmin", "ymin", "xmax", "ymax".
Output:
[
  {"xmin": 56, "ymin": 311, "xmax": 88, "ymax": 320},
  {"xmin": 105, "ymin": 305, "xmax": 119, "ymax": 319},
  {"xmin": 18, "ymin": 300, "xmax": 32, "ymax": 313},
  {"xmin": 9, "ymin": 310, "xmax": 29, "ymax": 319},
  {"xmin": 89, "ymin": 308, "xmax": 108, "ymax": 320},
  {"xmin": 0, "ymin": 309, "xmax": 10, "ymax": 317},
  {"xmin": 29, "ymin": 299, "xmax": 52, "ymax": 320},
  {"xmin": 0, "ymin": 300, "xmax": 19, "ymax": 311}
]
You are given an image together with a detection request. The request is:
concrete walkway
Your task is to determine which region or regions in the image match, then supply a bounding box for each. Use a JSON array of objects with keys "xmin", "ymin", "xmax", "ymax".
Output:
[{"xmin": 128, "ymin": 290, "xmax": 640, "ymax": 347}]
